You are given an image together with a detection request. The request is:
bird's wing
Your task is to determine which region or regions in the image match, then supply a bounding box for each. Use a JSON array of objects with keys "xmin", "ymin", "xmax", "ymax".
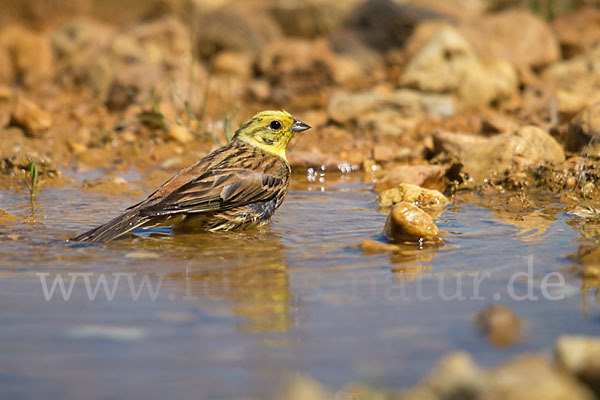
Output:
[{"xmin": 138, "ymin": 168, "xmax": 285, "ymax": 217}]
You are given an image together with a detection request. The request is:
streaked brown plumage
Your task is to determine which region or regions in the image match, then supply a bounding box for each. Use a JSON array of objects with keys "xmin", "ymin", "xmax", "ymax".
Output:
[{"xmin": 71, "ymin": 111, "xmax": 310, "ymax": 243}]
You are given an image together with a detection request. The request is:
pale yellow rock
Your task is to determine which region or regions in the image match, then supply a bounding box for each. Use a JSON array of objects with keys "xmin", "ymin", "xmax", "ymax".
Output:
[{"xmin": 377, "ymin": 183, "xmax": 448, "ymax": 209}]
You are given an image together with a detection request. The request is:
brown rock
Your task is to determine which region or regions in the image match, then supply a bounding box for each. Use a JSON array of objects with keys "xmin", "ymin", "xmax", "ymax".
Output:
[
  {"xmin": 9, "ymin": 96, "xmax": 52, "ymax": 137},
  {"xmin": 458, "ymin": 10, "xmax": 561, "ymax": 70},
  {"xmin": 377, "ymin": 183, "xmax": 448, "ymax": 209},
  {"xmin": 400, "ymin": 25, "xmax": 517, "ymax": 109},
  {"xmin": 556, "ymin": 335, "xmax": 600, "ymax": 395},
  {"xmin": 566, "ymin": 103, "xmax": 600, "ymax": 152},
  {"xmin": 384, "ymin": 202, "xmax": 440, "ymax": 243},
  {"xmin": 0, "ymin": 25, "xmax": 55, "ymax": 88},
  {"xmin": 374, "ymin": 165, "xmax": 446, "ymax": 193},
  {"xmin": 475, "ymin": 304, "xmax": 522, "ymax": 347},
  {"xmin": 552, "ymin": 8, "xmax": 600, "ymax": 58},
  {"xmin": 460, "ymin": 126, "xmax": 565, "ymax": 183}
]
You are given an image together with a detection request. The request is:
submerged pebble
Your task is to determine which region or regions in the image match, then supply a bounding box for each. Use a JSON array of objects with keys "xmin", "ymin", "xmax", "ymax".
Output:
[{"xmin": 475, "ymin": 304, "xmax": 522, "ymax": 347}]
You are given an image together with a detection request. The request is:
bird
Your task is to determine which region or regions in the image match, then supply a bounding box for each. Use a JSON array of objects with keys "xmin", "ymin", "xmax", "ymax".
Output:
[{"xmin": 70, "ymin": 110, "xmax": 311, "ymax": 243}]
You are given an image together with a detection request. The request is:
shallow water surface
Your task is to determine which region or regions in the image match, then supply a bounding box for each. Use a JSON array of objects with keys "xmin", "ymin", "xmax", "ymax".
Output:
[{"xmin": 0, "ymin": 173, "xmax": 599, "ymax": 399}]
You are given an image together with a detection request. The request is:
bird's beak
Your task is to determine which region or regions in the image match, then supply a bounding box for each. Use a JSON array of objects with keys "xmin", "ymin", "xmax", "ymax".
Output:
[{"xmin": 290, "ymin": 119, "xmax": 311, "ymax": 132}]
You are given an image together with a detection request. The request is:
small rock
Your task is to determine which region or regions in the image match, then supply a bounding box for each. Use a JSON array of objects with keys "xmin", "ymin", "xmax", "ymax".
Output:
[
  {"xmin": 213, "ymin": 50, "xmax": 253, "ymax": 79},
  {"xmin": 475, "ymin": 304, "xmax": 522, "ymax": 347},
  {"xmin": 10, "ymin": 96, "xmax": 52, "ymax": 137},
  {"xmin": 566, "ymin": 103, "xmax": 600, "ymax": 153},
  {"xmin": 374, "ymin": 165, "xmax": 446, "ymax": 193},
  {"xmin": 384, "ymin": 202, "xmax": 440, "ymax": 243},
  {"xmin": 167, "ymin": 123, "xmax": 194, "ymax": 144},
  {"xmin": 556, "ymin": 335, "xmax": 600, "ymax": 395},
  {"xmin": 377, "ymin": 183, "xmax": 448, "ymax": 209},
  {"xmin": 67, "ymin": 140, "xmax": 88, "ymax": 154}
]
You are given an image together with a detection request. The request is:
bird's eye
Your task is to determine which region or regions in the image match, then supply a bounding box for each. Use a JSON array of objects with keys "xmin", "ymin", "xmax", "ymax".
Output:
[{"xmin": 270, "ymin": 120, "xmax": 282, "ymax": 130}]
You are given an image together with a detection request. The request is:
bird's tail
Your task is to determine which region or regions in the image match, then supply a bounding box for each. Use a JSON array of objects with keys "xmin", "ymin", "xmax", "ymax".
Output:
[{"xmin": 70, "ymin": 210, "xmax": 149, "ymax": 243}]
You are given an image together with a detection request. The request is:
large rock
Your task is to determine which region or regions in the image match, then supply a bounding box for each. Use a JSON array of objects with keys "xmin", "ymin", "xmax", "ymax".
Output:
[
  {"xmin": 566, "ymin": 103, "xmax": 600, "ymax": 152},
  {"xmin": 384, "ymin": 202, "xmax": 441, "ymax": 243},
  {"xmin": 556, "ymin": 335, "xmax": 600, "ymax": 395},
  {"xmin": 458, "ymin": 10, "xmax": 561, "ymax": 70},
  {"xmin": 400, "ymin": 25, "xmax": 517, "ymax": 109},
  {"xmin": 475, "ymin": 304, "xmax": 522, "ymax": 347},
  {"xmin": 486, "ymin": 356, "xmax": 595, "ymax": 400},
  {"xmin": 0, "ymin": 25, "xmax": 55, "ymax": 88},
  {"xmin": 328, "ymin": 89, "xmax": 454, "ymax": 139},
  {"xmin": 399, "ymin": 351, "xmax": 595, "ymax": 400},
  {"xmin": 439, "ymin": 126, "xmax": 565, "ymax": 183}
]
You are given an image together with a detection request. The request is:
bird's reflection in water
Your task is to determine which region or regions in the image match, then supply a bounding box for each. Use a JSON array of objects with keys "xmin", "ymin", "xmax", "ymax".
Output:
[{"xmin": 142, "ymin": 227, "xmax": 295, "ymax": 334}]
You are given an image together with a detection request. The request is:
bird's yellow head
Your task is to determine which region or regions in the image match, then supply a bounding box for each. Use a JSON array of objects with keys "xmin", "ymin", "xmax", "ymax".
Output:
[{"xmin": 233, "ymin": 110, "xmax": 311, "ymax": 161}]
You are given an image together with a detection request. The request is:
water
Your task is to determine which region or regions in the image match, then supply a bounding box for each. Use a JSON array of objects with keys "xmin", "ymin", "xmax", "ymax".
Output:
[{"xmin": 0, "ymin": 173, "xmax": 599, "ymax": 399}]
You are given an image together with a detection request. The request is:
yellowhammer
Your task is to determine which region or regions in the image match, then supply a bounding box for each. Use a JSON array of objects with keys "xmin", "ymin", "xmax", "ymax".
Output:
[{"xmin": 71, "ymin": 110, "xmax": 311, "ymax": 243}]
